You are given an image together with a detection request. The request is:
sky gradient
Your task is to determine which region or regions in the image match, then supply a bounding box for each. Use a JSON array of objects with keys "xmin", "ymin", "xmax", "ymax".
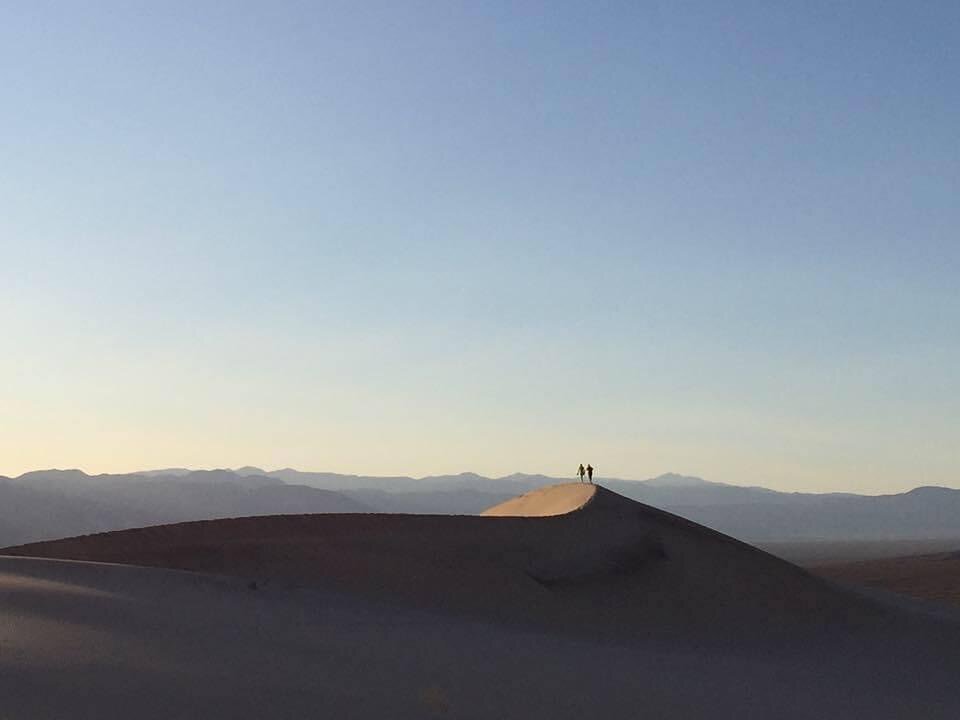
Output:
[{"xmin": 2, "ymin": 2, "xmax": 957, "ymax": 492}]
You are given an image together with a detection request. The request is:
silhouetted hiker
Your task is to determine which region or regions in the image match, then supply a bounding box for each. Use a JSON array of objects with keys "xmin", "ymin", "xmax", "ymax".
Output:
[
  {"xmin": 578, "ymin": 464, "xmax": 586, "ymax": 483},
  {"xmin": 587, "ymin": 464, "xmax": 594, "ymax": 483}
]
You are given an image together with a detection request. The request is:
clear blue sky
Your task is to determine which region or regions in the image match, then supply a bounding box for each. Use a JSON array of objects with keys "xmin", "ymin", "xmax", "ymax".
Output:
[{"xmin": 1, "ymin": 1, "xmax": 957, "ymax": 491}]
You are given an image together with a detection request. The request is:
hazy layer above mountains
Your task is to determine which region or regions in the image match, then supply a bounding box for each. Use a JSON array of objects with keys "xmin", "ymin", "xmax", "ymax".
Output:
[{"xmin": 1, "ymin": 467, "xmax": 959, "ymax": 548}]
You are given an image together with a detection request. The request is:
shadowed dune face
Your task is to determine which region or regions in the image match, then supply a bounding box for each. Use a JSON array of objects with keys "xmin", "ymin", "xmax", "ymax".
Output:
[
  {"xmin": 2, "ymin": 484, "xmax": 889, "ymax": 639},
  {"xmin": 6, "ymin": 556, "xmax": 960, "ymax": 720}
]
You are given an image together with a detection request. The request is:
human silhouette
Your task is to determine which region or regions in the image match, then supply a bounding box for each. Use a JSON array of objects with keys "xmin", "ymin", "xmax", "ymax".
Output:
[
  {"xmin": 578, "ymin": 464, "xmax": 585, "ymax": 483},
  {"xmin": 586, "ymin": 464, "xmax": 594, "ymax": 484}
]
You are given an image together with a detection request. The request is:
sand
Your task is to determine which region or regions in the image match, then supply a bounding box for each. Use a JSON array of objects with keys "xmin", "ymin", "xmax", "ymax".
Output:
[
  {"xmin": 480, "ymin": 481, "xmax": 597, "ymax": 516},
  {"xmin": 4, "ymin": 484, "xmax": 870, "ymax": 637},
  {"xmin": 3, "ymin": 483, "xmax": 960, "ymax": 718}
]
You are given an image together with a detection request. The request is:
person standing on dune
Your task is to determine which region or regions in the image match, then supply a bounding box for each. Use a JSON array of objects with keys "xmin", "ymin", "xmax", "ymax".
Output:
[
  {"xmin": 578, "ymin": 464, "xmax": 586, "ymax": 482},
  {"xmin": 587, "ymin": 464, "xmax": 594, "ymax": 484}
]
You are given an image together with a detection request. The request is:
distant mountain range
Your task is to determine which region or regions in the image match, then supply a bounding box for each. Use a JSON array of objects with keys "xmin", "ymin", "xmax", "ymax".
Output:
[
  {"xmin": 0, "ymin": 469, "xmax": 368, "ymax": 547},
  {"xmin": 1, "ymin": 467, "xmax": 959, "ymax": 547}
]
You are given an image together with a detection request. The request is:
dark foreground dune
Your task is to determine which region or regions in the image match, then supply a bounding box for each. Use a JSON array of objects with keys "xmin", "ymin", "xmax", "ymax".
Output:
[{"xmin": 3, "ymin": 484, "xmax": 960, "ymax": 718}]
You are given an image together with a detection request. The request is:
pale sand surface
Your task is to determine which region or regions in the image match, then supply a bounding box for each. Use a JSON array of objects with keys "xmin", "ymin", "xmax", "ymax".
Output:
[
  {"xmin": 480, "ymin": 481, "xmax": 597, "ymax": 517},
  {"xmin": 3, "ymin": 484, "xmax": 960, "ymax": 718}
]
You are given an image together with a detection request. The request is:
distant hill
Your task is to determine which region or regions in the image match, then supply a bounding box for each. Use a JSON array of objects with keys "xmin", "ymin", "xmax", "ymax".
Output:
[
  {"xmin": 242, "ymin": 469, "xmax": 960, "ymax": 541},
  {"xmin": 3, "ymin": 467, "xmax": 960, "ymax": 546},
  {"xmin": 260, "ymin": 469, "xmax": 960, "ymax": 541},
  {"xmin": 0, "ymin": 469, "xmax": 368, "ymax": 546}
]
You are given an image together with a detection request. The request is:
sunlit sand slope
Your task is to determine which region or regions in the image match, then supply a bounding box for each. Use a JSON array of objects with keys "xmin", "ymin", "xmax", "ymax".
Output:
[{"xmin": 480, "ymin": 482, "xmax": 597, "ymax": 516}]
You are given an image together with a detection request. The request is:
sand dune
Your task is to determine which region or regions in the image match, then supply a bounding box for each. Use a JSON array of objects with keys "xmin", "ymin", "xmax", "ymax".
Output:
[
  {"xmin": 3, "ymin": 483, "xmax": 960, "ymax": 718},
  {"xmin": 4, "ymin": 483, "xmax": 873, "ymax": 637}
]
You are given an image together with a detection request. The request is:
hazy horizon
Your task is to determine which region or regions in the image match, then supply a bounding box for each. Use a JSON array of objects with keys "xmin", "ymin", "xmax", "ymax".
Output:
[
  {"xmin": 0, "ymin": 464, "xmax": 707, "ymax": 485},
  {"xmin": 2, "ymin": 2, "xmax": 957, "ymax": 494},
  {"xmin": 0, "ymin": 463, "xmax": 952, "ymax": 496}
]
